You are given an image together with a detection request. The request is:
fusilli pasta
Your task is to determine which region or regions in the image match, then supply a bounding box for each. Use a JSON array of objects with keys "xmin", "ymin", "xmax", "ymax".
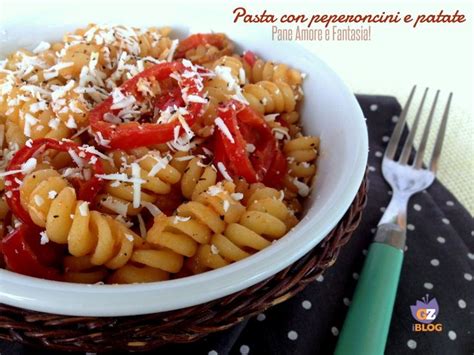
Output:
[{"xmin": 0, "ymin": 26, "xmax": 319, "ymax": 285}]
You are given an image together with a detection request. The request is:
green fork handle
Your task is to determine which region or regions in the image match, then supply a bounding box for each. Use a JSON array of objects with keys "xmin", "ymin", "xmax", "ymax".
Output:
[{"xmin": 335, "ymin": 224, "xmax": 406, "ymax": 355}]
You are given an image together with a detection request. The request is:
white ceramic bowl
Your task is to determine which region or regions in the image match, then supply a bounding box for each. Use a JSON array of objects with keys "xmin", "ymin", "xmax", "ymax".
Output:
[{"xmin": 0, "ymin": 3, "xmax": 368, "ymax": 316}]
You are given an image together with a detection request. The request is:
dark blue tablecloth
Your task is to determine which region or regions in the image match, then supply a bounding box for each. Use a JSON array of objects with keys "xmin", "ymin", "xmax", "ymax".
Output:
[{"xmin": 2, "ymin": 95, "xmax": 473, "ymax": 355}]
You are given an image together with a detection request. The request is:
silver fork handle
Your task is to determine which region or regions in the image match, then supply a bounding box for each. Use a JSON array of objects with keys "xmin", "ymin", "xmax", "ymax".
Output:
[
  {"xmin": 379, "ymin": 190, "xmax": 410, "ymax": 229},
  {"xmin": 375, "ymin": 223, "xmax": 406, "ymax": 250}
]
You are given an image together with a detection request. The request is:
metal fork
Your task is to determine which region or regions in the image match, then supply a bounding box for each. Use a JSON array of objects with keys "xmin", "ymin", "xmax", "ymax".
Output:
[{"xmin": 335, "ymin": 86, "xmax": 452, "ymax": 355}]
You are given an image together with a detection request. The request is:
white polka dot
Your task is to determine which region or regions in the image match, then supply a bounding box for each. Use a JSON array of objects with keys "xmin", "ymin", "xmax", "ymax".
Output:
[
  {"xmin": 209, "ymin": 351, "xmax": 218, "ymax": 355},
  {"xmin": 437, "ymin": 236, "xmax": 446, "ymax": 244},
  {"xmin": 407, "ymin": 339, "xmax": 417, "ymax": 349},
  {"xmin": 446, "ymin": 200, "xmax": 454, "ymax": 206},
  {"xmin": 458, "ymin": 299, "xmax": 466, "ymax": 309},
  {"xmin": 371, "ymin": 228, "xmax": 376, "ymax": 234},
  {"xmin": 316, "ymin": 275, "xmax": 324, "ymax": 282},
  {"xmin": 388, "ymin": 190, "xmax": 393, "ymax": 195},
  {"xmin": 442, "ymin": 218, "xmax": 450, "ymax": 225},
  {"xmin": 368, "ymin": 166, "xmax": 376, "ymax": 172},
  {"xmin": 288, "ymin": 330, "xmax": 298, "ymax": 340},
  {"xmin": 404, "ymin": 245, "xmax": 408, "ymax": 252},
  {"xmin": 448, "ymin": 330, "xmax": 457, "ymax": 340},
  {"xmin": 382, "ymin": 136, "xmax": 390, "ymax": 142},
  {"xmin": 302, "ymin": 300, "xmax": 312, "ymax": 310},
  {"xmin": 362, "ymin": 249, "xmax": 368, "ymax": 256},
  {"xmin": 464, "ymin": 273, "xmax": 472, "ymax": 281},
  {"xmin": 375, "ymin": 151, "xmax": 383, "ymax": 158},
  {"xmin": 256, "ymin": 313, "xmax": 266, "ymax": 321},
  {"xmin": 424, "ymin": 282, "xmax": 433, "ymax": 290},
  {"xmin": 471, "ymin": 231, "xmax": 474, "ymax": 237},
  {"xmin": 413, "ymin": 204, "xmax": 422, "ymax": 211},
  {"xmin": 392, "ymin": 115, "xmax": 399, "ymax": 123},
  {"xmin": 467, "ymin": 253, "xmax": 474, "ymax": 260},
  {"xmin": 422, "ymin": 189, "xmax": 428, "ymax": 194},
  {"xmin": 430, "ymin": 259, "xmax": 440, "ymax": 266},
  {"xmin": 343, "ymin": 297, "xmax": 351, "ymax": 306},
  {"xmin": 380, "ymin": 207, "xmax": 386, "ymax": 213},
  {"xmin": 240, "ymin": 345, "xmax": 250, "ymax": 355},
  {"xmin": 352, "ymin": 272, "xmax": 359, "ymax": 280},
  {"xmin": 331, "ymin": 326, "xmax": 339, "ymax": 336},
  {"xmin": 407, "ymin": 224, "xmax": 415, "ymax": 231},
  {"xmin": 370, "ymin": 104, "xmax": 378, "ymax": 111}
]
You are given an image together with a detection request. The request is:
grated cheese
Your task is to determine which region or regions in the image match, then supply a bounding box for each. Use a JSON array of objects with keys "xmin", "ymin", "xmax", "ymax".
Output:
[
  {"xmin": 166, "ymin": 39, "xmax": 179, "ymax": 62},
  {"xmin": 186, "ymin": 95, "xmax": 207, "ymax": 104},
  {"xmin": 24, "ymin": 113, "xmax": 38, "ymax": 137},
  {"xmin": 210, "ymin": 244, "xmax": 219, "ymax": 255},
  {"xmin": 141, "ymin": 201, "xmax": 162, "ymax": 217},
  {"xmin": 32, "ymin": 41, "xmax": 51, "ymax": 53},
  {"xmin": 246, "ymin": 143, "xmax": 256, "ymax": 153},
  {"xmin": 177, "ymin": 114, "xmax": 194, "ymax": 140},
  {"xmin": 48, "ymin": 190, "xmax": 58, "ymax": 199},
  {"xmin": 66, "ymin": 116, "xmax": 77, "ymax": 129},
  {"xmin": 68, "ymin": 149, "xmax": 85, "ymax": 168},
  {"xmin": 207, "ymin": 184, "xmax": 224, "ymax": 196},
  {"xmin": 130, "ymin": 163, "xmax": 142, "ymax": 208},
  {"xmin": 78, "ymin": 201, "xmax": 89, "ymax": 216},
  {"xmin": 293, "ymin": 178, "xmax": 310, "ymax": 197},
  {"xmin": 34, "ymin": 195, "xmax": 44, "ymax": 206},
  {"xmin": 214, "ymin": 117, "xmax": 234, "ymax": 143},
  {"xmin": 100, "ymin": 196, "xmax": 129, "ymax": 217},
  {"xmin": 264, "ymin": 114, "xmax": 279, "ymax": 122},
  {"xmin": 147, "ymin": 154, "xmax": 170, "ymax": 177},
  {"xmin": 21, "ymin": 157, "xmax": 37, "ymax": 174},
  {"xmin": 137, "ymin": 213, "xmax": 146, "ymax": 238},
  {"xmin": 217, "ymin": 162, "xmax": 233, "ymax": 181},
  {"xmin": 223, "ymin": 200, "xmax": 230, "ymax": 212},
  {"xmin": 48, "ymin": 118, "xmax": 60, "ymax": 130},
  {"xmin": 40, "ymin": 231, "xmax": 49, "ymax": 245},
  {"xmin": 173, "ymin": 216, "xmax": 191, "ymax": 224},
  {"xmin": 272, "ymin": 127, "xmax": 290, "ymax": 140},
  {"xmin": 231, "ymin": 192, "xmax": 244, "ymax": 201}
]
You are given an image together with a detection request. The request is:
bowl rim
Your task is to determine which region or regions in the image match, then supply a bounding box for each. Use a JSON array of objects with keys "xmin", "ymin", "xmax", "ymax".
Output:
[{"xmin": 0, "ymin": 34, "xmax": 368, "ymax": 317}]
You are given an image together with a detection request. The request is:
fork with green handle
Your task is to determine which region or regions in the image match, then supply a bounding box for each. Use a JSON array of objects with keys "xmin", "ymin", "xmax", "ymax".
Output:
[{"xmin": 335, "ymin": 86, "xmax": 452, "ymax": 355}]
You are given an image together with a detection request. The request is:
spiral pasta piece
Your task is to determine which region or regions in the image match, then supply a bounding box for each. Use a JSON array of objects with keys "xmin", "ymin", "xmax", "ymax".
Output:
[
  {"xmin": 242, "ymin": 58, "xmax": 303, "ymax": 88},
  {"xmin": 20, "ymin": 168, "xmax": 141, "ymax": 270},
  {"xmin": 108, "ymin": 264, "xmax": 169, "ymax": 284},
  {"xmin": 195, "ymin": 56, "xmax": 245, "ymax": 136},
  {"xmin": 243, "ymin": 81, "xmax": 296, "ymax": 115},
  {"xmin": 147, "ymin": 181, "xmax": 245, "ymax": 266},
  {"xmin": 179, "ymin": 157, "xmax": 217, "ymax": 200},
  {"xmin": 187, "ymin": 185, "xmax": 295, "ymax": 273},
  {"xmin": 284, "ymin": 136, "xmax": 319, "ymax": 180},
  {"xmin": 282, "ymin": 136, "xmax": 319, "ymax": 206},
  {"xmin": 97, "ymin": 150, "xmax": 181, "ymax": 216}
]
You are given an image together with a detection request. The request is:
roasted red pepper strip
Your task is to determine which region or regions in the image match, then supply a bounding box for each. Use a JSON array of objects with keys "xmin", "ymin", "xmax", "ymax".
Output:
[
  {"xmin": 1, "ymin": 224, "xmax": 63, "ymax": 280},
  {"xmin": 89, "ymin": 61, "xmax": 206, "ymax": 150},
  {"xmin": 214, "ymin": 101, "xmax": 287, "ymax": 187},
  {"xmin": 5, "ymin": 138, "xmax": 104, "ymax": 225},
  {"xmin": 242, "ymin": 50, "xmax": 257, "ymax": 66}
]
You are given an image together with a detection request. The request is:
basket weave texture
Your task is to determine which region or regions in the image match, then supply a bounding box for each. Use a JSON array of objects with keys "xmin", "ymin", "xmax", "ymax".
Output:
[{"xmin": 0, "ymin": 176, "xmax": 368, "ymax": 352}]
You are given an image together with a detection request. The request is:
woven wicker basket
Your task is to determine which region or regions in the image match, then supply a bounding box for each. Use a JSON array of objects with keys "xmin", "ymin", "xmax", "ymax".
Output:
[{"xmin": 0, "ymin": 176, "xmax": 367, "ymax": 352}]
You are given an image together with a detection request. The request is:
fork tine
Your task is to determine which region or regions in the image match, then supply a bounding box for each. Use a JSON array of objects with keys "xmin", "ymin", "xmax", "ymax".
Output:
[
  {"xmin": 399, "ymin": 88, "xmax": 428, "ymax": 165},
  {"xmin": 430, "ymin": 93, "xmax": 452, "ymax": 172},
  {"xmin": 385, "ymin": 85, "xmax": 416, "ymax": 160},
  {"xmin": 414, "ymin": 90, "xmax": 439, "ymax": 168}
]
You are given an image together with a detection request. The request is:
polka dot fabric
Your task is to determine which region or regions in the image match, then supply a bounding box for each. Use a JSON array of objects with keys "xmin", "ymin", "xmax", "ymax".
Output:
[{"xmin": 1, "ymin": 96, "xmax": 472, "ymax": 355}]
